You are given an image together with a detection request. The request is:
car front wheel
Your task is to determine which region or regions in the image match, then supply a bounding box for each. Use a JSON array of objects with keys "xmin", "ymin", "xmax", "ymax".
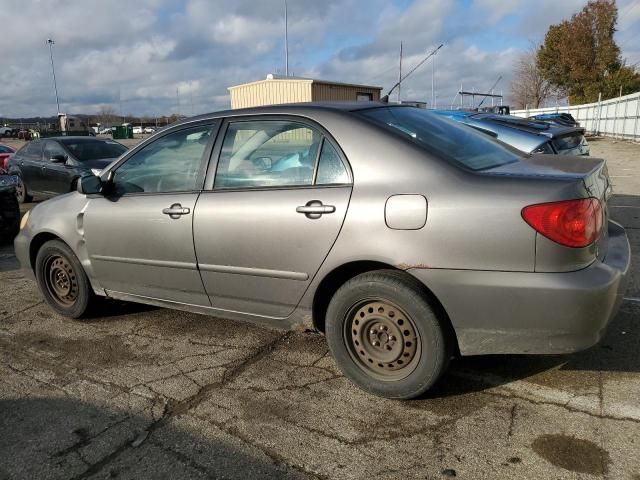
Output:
[
  {"xmin": 15, "ymin": 176, "xmax": 33, "ymax": 203},
  {"xmin": 35, "ymin": 239, "xmax": 96, "ymax": 318},
  {"xmin": 326, "ymin": 270, "xmax": 450, "ymax": 399}
]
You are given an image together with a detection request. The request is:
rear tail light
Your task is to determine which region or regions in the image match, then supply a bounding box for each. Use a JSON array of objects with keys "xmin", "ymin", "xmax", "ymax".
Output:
[{"xmin": 521, "ymin": 198, "xmax": 603, "ymax": 248}]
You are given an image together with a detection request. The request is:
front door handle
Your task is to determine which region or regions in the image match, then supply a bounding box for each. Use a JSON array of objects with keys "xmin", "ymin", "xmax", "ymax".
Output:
[
  {"xmin": 162, "ymin": 203, "xmax": 191, "ymax": 219},
  {"xmin": 296, "ymin": 200, "xmax": 335, "ymax": 219}
]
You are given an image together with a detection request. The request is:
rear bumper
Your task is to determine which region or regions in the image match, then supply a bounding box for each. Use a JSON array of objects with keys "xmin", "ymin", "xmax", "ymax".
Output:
[{"xmin": 408, "ymin": 220, "xmax": 631, "ymax": 355}]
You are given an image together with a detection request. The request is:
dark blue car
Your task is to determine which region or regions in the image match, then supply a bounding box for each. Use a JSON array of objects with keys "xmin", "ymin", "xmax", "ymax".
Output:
[{"xmin": 432, "ymin": 110, "xmax": 589, "ymax": 156}]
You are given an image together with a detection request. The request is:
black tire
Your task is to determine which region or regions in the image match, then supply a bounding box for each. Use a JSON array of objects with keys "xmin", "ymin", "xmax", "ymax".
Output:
[
  {"xmin": 15, "ymin": 176, "xmax": 33, "ymax": 203},
  {"xmin": 35, "ymin": 239, "xmax": 96, "ymax": 319},
  {"xmin": 326, "ymin": 270, "xmax": 450, "ymax": 399}
]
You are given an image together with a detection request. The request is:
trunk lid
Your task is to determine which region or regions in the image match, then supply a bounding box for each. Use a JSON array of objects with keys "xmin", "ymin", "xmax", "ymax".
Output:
[{"xmin": 484, "ymin": 154, "xmax": 612, "ymax": 263}]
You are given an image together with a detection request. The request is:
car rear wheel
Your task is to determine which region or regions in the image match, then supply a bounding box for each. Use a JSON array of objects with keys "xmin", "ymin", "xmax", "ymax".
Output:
[
  {"xmin": 35, "ymin": 239, "xmax": 96, "ymax": 319},
  {"xmin": 15, "ymin": 176, "xmax": 32, "ymax": 203},
  {"xmin": 326, "ymin": 270, "xmax": 450, "ymax": 399}
]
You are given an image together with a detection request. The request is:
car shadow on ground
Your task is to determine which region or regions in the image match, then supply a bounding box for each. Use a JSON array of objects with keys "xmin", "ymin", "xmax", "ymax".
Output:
[{"xmin": 0, "ymin": 397, "xmax": 303, "ymax": 479}]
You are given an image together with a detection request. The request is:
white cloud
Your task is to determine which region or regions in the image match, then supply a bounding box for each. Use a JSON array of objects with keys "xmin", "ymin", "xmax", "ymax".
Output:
[{"xmin": 0, "ymin": 0, "xmax": 638, "ymax": 118}]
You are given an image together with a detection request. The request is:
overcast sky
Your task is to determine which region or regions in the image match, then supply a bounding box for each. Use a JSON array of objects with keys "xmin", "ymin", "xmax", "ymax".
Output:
[{"xmin": 1, "ymin": 0, "xmax": 638, "ymax": 118}]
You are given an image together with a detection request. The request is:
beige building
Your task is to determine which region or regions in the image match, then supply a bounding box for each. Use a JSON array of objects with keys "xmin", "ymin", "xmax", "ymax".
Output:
[{"xmin": 228, "ymin": 74, "xmax": 382, "ymax": 109}]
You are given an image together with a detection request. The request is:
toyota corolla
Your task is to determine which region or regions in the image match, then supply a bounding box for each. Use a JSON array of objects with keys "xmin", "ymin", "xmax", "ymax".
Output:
[{"xmin": 14, "ymin": 103, "xmax": 630, "ymax": 399}]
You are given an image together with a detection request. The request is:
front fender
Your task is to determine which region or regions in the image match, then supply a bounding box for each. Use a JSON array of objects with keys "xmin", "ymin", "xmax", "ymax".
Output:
[{"xmin": 17, "ymin": 193, "xmax": 104, "ymax": 292}]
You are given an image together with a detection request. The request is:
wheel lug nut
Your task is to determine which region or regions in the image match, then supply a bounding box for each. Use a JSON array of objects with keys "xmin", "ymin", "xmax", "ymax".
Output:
[{"xmin": 373, "ymin": 341, "xmax": 380, "ymax": 347}]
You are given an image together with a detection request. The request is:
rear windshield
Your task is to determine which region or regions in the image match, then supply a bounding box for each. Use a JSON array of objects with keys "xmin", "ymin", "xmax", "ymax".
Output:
[
  {"xmin": 553, "ymin": 134, "xmax": 583, "ymax": 151},
  {"xmin": 359, "ymin": 107, "xmax": 522, "ymax": 170},
  {"xmin": 61, "ymin": 139, "xmax": 127, "ymax": 162}
]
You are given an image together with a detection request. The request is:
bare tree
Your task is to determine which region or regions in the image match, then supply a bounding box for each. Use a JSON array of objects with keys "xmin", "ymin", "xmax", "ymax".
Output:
[
  {"xmin": 509, "ymin": 44, "xmax": 556, "ymax": 109},
  {"xmin": 94, "ymin": 105, "xmax": 118, "ymax": 126}
]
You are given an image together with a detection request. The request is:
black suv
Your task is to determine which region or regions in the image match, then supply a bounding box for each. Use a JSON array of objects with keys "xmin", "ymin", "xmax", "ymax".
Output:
[{"xmin": 8, "ymin": 137, "xmax": 128, "ymax": 203}]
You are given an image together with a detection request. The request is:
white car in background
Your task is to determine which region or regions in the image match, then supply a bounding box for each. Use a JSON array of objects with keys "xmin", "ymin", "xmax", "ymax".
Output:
[
  {"xmin": 132, "ymin": 126, "xmax": 143, "ymax": 134},
  {"xmin": 143, "ymin": 127, "xmax": 155, "ymax": 134}
]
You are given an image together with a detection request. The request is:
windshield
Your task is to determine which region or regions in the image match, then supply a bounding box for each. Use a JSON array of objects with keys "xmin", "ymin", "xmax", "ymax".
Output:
[
  {"xmin": 359, "ymin": 107, "xmax": 522, "ymax": 170},
  {"xmin": 61, "ymin": 139, "xmax": 128, "ymax": 162}
]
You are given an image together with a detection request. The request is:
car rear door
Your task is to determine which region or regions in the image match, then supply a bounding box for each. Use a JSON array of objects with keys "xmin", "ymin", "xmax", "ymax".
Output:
[
  {"xmin": 83, "ymin": 122, "xmax": 219, "ymax": 305},
  {"xmin": 16, "ymin": 141, "xmax": 43, "ymax": 192},
  {"xmin": 193, "ymin": 117, "xmax": 352, "ymax": 318}
]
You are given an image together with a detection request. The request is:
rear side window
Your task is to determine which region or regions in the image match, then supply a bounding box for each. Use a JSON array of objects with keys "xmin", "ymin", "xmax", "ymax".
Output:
[
  {"xmin": 215, "ymin": 120, "xmax": 350, "ymax": 189},
  {"xmin": 20, "ymin": 141, "xmax": 42, "ymax": 159},
  {"xmin": 360, "ymin": 107, "xmax": 522, "ymax": 170},
  {"xmin": 315, "ymin": 140, "xmax": 349, "ymax": 185}
]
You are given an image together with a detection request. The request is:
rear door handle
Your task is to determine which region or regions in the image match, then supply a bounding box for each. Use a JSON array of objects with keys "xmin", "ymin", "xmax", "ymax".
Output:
[
  {"xmin": 162, "ymin": 203, "xmax": 191, "ymax": 219},
  {"xmin": 296, "ymin": 201, "xmax": 335, "ymax": 219}
]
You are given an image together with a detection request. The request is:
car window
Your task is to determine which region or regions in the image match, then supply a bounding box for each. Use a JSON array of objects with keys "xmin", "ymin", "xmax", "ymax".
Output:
[
  {"xmin": 61, "ymin": 139, "xmax": 127, "ymax": 162},
  {"xmin": 360, "ymin": 107, "xmax": 522, "ymax": 171},
  {"xmin": 0, "ymin": 146, "xmax": 13, "ymax": 154},
  {"xmin": 214, "ymin": 121, "xmax": 322, "ymax": 189},
  {"xmin": 113, "ymin": 125, "xmax": 214, "ymax": 194},
  {"xmin": 23, "ymin": 141, "xmax": 43, "ymax": 160},
  {"xmin": 315, "ymin": 140, "xmax": 350, "ymax": 185},
  {"xmin": 44, "ymin": 142, "xmax": 67, "ymax": 161}
]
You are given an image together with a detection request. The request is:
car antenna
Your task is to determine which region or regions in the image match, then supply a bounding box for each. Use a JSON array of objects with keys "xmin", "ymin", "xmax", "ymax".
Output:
[{"xmin": 381, "ymin": 43, "xmax": 443, "ymax": 103}]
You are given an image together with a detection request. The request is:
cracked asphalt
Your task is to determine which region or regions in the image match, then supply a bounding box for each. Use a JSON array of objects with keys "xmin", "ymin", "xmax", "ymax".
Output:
[{"xmin": 1, "ymin": 137, "xmax": 639, "ymax": 480}]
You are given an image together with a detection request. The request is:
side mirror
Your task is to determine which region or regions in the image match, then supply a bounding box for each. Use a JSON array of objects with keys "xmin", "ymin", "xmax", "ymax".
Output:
[
  {"xmin": 77, "ymin": 175, "xmax": 103, "ymax": 195},
  {"xmin": 50, "ymin": 154, "xmax": 67, "ymax": 163}
]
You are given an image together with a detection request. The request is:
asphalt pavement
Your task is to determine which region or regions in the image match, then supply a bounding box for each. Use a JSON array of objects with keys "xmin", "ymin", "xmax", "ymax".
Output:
[{"xmin": 0, "ymin": 137, "xmax": 639, "ymax": 479}]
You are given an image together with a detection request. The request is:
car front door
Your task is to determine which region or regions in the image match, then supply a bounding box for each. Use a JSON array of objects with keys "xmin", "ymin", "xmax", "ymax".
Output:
[
  {"xmin": 83, "ymin": 122, "xmax": 218, "ymax": 305},
  {"xmin": 193, "ymin": 118, "xmax": 352, "ymax": 318},
  {"xmin": 41, "ymin": 141, "xmax": 73, "ymax": 194}
]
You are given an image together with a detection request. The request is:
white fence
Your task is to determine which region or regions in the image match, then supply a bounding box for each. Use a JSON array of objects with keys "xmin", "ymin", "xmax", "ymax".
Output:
[{"xmin": 512, "ymin": 90, "xmax": 640, "ymax": 141}]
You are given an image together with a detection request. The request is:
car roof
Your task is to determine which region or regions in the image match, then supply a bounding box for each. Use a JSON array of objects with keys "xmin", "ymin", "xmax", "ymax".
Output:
[
  {"xmin": 170, "ymin": 101, "xmax": 405, "ymax": 127},
  {"xmin": 46, "ymin": 136, "xmax": 118, "ymax": 143}
]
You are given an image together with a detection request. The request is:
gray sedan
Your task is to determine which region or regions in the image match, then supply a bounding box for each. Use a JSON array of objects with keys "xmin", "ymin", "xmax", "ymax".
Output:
[{"xmin": 14, "ymin": 103, "xmax": 630, "ymax": 399}]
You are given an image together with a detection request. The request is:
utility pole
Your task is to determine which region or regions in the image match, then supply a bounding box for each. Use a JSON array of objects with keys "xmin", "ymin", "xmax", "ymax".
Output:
[
  {"xmin": 47, "ymin": 39, "xmax": 60, "ymax": 114},
  {"xmin": 397, "ymin": 41, "xmax": 403, "ymax": 103},
  {"xmin": 176, "ymin": 87, "xmax": 180, "ymax": 117},
  {"xmin": 118, "ymin": 86, "xmax": 124, "ymax": 124},
  {"xmin": 284, "ymin": 0, "xmax": 289, "ymax": 76}
]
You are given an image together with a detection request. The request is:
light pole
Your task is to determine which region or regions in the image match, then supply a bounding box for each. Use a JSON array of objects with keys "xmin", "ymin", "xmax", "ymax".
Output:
[{"xmin": 47, "ymin": 39, "xmax": 60, "ymax": 114}]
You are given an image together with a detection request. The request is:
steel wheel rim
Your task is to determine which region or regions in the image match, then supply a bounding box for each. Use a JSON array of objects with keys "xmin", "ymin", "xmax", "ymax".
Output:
[
  {"xmin": 344, "ymin": 300, "xmax": 421, "ymax": 381},
  {"xmin": 15, "ymin": 178, "xmax": 24, "ymax": 202},
  {"xmin": 43, "ymin": 255, "xmax": 79, "ymax": 307}
]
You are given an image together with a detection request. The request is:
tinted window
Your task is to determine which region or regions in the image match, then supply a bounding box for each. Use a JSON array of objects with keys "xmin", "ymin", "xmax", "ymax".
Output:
[
  {"xmin": 215, "ymin": 121, "xmax": 322, "ymax": 189},
  {"xmin": 0, "ymin": 146, "xmax": 13, "ymax": 153},
  {"xmin": 44, "ymin": 141, "xmax": 66, "ymax": 160},
  {"xmin": 22, "ymin": 141, "xmax": 42, "ymax": 159},
  {"xmin": 61, "ymin": 139, "xmax": 127, "ymax": 162},
  {"xmin": 359, "ymin": 107, "xmax": 521, "ymax": 170},
  {"xmin": 113, "ymin": 125, "xmax": 213, "ymax": 194},
  {"xmin": 315, "ymin": 140, "xmax": 349, "ymax": 185}
]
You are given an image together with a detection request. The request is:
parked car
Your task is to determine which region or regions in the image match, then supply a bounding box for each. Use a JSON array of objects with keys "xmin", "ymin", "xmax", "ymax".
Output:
[
  {"xmin": 432, "ymin": 110, "xmax": 590, "ymax": 156},
  {"xmin": 14, "ymin": 103, "xmax": 630, "ymax": 399},
  {"xmin": 0, "ymin": 126, "xmax": 14, "ymax": 137},
  {"xmin": 8, "ymin": 137, "xmax": 128, "ymax": 203},
  {"xmin": 529, "ymin": 113, "xmax": 580, "ymax": 127},
  {"xmin": 0, "ymin": 144, "xmax": 16, "ymax": 170},
  {"xmin": 0, "ymin": 173, "xmax": 20, "ymax": 243},
  {"xmin": 132, "ymin": 126, "xmax": 143, "ymax": 134},
  {"xmin": 143, "ymin": 127, "xmax": 155, "ymax": 134}
]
